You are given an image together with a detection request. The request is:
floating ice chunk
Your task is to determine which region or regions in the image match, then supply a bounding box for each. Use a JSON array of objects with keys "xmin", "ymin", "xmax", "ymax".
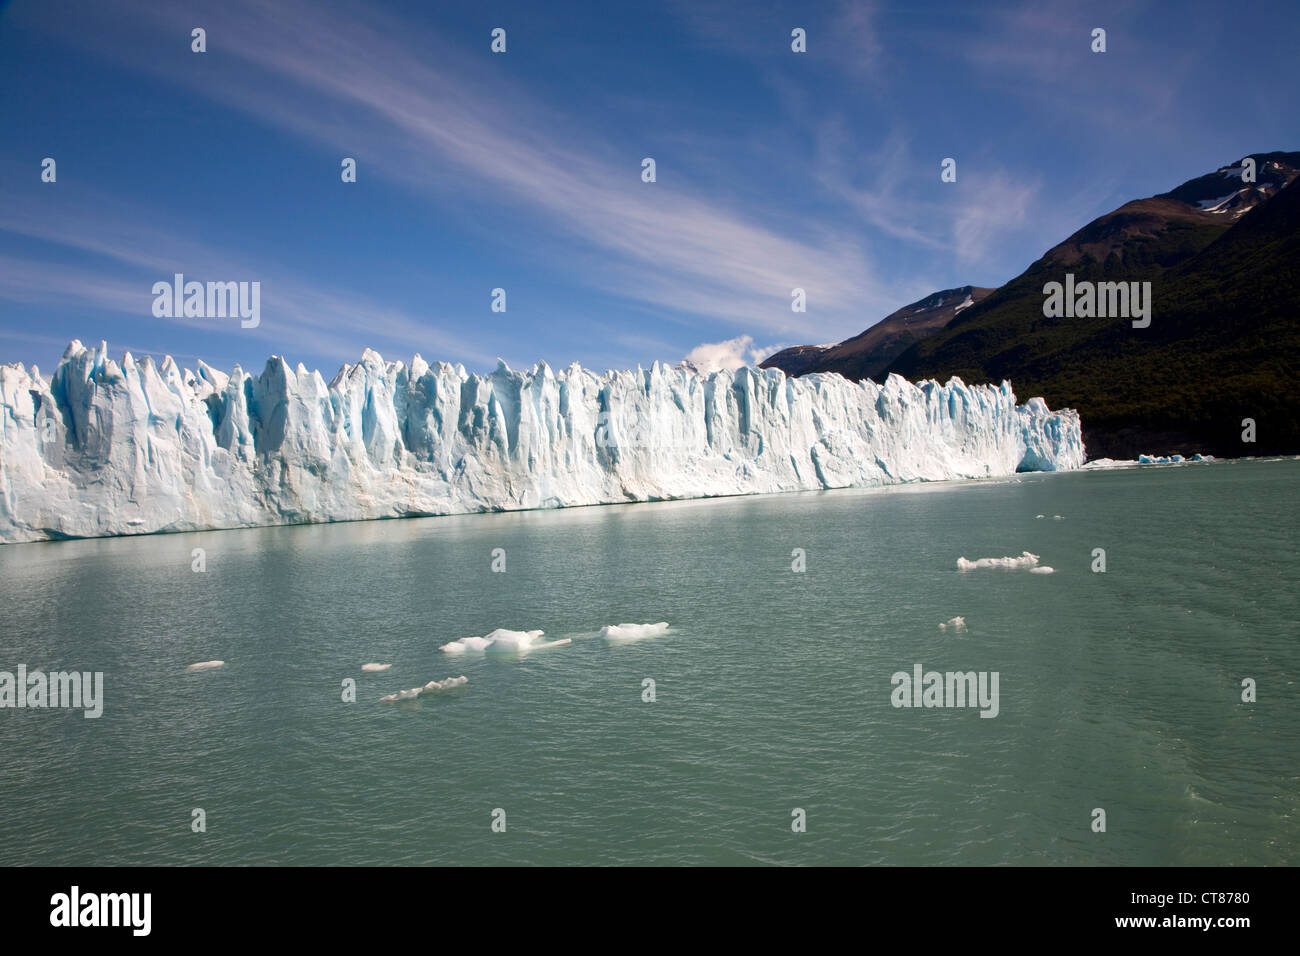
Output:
[
  {"xmin": 483, "ymin": 628, "xmax": 548, "ymax": 653},
  {"xmin": 956, "ymin": 551, "xmax": 1040, "ymax": 571},
  {"xmin": 1052, "ymin": 515, "xmax": 1064, "ymax": 520},
  {"xmin": 427, "ymin": 675, "xmax": 468, "ymax": 690},
  {"xmin": 939, "ymin": 616, "xmax": 967, "ymax": 632},
  {"xmin": 361, "ymin": 663, "xmax": 391, "ymax": 672},
  {"xmin": 440, "ymin": 635, "xmax": 494, "ymax": 654},
  {"xmin": 1084, "ymin": 454, "xmax": 1215, "ymax": 469},
  {"xmin": 1081, "ymin": 458, "xmax": 1139, "ymax": 469},
  {"xmin": 439, "ymin": 629, "xmax": 568, "ymax": 654},
  {"xmin": 600, "ymin": 622, "xmax": 670, "ymax": 642},
  {"xmin": 1030, "ymin": 566, "xmax": 1055, "ymax": 574},
  {"xmin": 391, "ymin": 688, "xmax": 421, "ymax": 701},
  {"xmin": 186, "ymin": 660, "xmax": 224, "ymax": 671},
  {"xmin": 1035, "ymin": 514, "xmax": 1045, "ymax": 519},
  {"xmin": 381, "ymin": 676, "xmax": 468, "ymax": 701}
]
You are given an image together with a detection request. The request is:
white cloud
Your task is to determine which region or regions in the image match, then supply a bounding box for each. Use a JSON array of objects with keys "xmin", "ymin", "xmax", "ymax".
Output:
[
  {"xmin": 28, "ymin": 0, "xmax": 897, "ymax": 337},
  {"xmin": 950, "ymin": 173, "xmax": 1039, "ymax": 265},
  {"xmin": 0, "ymin": 190, "xmax": 497, "ymax": 367},
  {"xmin": 683, "ymin": 335, "xmax": 778, "ymax": 372}
]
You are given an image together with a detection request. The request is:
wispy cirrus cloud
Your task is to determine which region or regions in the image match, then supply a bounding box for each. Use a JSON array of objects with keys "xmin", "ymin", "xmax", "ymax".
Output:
[
  {"xmin": 667, "ymin": 0, "xmax": 885, "ymax": 78},
  {"xmin": 812, "ymin": 127, "xmax": 1045, "ymax": 267},
  {"xmin": 953, "ymin": 0, "xmax": 1187, "ymax": 135},
  {"xmin": 0, "ymin": 181, "xmax": 498, "ymax": 367},
  {"xmin": 19, "ymin": 0, "xmax": 902, "ymax": 339},
  {"xmin": 8, "ymin": 0, "xmax": 1233, "ymax": 377}
]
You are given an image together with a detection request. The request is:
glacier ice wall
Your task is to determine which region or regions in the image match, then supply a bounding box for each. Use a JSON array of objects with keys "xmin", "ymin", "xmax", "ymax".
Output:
[{"xmin": 0, "ymin": 340, "xmax": 1084, "ymax": 544}]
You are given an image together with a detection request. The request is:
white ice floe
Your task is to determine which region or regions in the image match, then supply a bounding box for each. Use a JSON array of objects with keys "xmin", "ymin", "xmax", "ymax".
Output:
[
  {"xmin": 1030, "ymin": 566, "xmax": 1055, "ymax": 574},
  {"xmin": 956, "ymin": 551, "xmax": 1041, "ymax": 571},
  {"xmin": 361, "ymin": 663, "xmax": 391, "ymax": 672},
  {"xmin": 1083, "ymin": 453, "xmax": 1213, "ymax": 469},
  {"xmin": 380, "ymin": 687, "xmax": 421, "ymax": 702},
  {"xmin": 185, "ymin": 660, "xmax": 225, "ymax": 671},
  {"xmin": 599, "ymin": 622, "xmax": 670, "ymax": 642},
  {"xmin": 425, "ymin": 676, "xmax": 468, "ymax": 690},
  {"xmin": 1081, "ymin": 458, "xmax": 1136, "ymax": 469},
  {"xmin": 439, "ymin": 629, "xmax": 571, "ymax": 654},
  {"xmin": 0, "ymin": 341, "xmax": 1085, "ymax": 544},
  {"xmin": 1137, "ymin": 453, "xmax": 1217, "ymax": 465},
  {"xmin": 440, "ymin": 635, "xmax": 495, "ymax": 653},
  {"xmin": 379, "ymin": 675, "xmax": 468, "ymax": 702},
  {"xmin": 939, "ymin": 616, "xmax": 967, "ymax": 632}
]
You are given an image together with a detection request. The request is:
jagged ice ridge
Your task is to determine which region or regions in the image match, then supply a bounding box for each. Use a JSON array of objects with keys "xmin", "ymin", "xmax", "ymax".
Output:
[{"xmin": 0, "ymin": 340, "xmax": 1084, "ymax": 544}]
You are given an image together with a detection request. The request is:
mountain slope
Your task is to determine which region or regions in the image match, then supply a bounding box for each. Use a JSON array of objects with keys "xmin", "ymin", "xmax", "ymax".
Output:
[
  {"xmin": 768, "ymin": 155, "xmax": 1299, "ymax": 391},
  {"xmin": 762, "ymin": 285, "xmax": 995, "ymax": 381},
  {"xmin": 887, "ymin": 152, "xmax": 1300, "ymax": 458}
]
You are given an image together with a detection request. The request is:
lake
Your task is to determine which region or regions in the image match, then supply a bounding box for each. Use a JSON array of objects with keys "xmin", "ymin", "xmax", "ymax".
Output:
[{"xmin": 1, "ymin": 459, "xmax": 1296, "ymax": 865}]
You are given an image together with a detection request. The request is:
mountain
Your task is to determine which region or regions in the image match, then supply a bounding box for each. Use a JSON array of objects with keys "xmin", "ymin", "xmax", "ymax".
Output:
[
  {"xmin": 771, "ymin": 151, "xmax": 1300, "ymax": 459},
  {"xmin": 1028, "ymin": 153, "xmax": 1297, "ymax": 273},
  {"xmin": 762, "ymin": 285, "xmax": 995, "ymax": 381},
  {"xmin": 0, "ymin": 341, "xmax": 1082, "ymax": 544},
  {"xmin": 888, "ymin": 151, "xmax": 1300, "ymax": 458},
  {"xmin": 1159, "ymin": 153, "xmax": 1297, "ymax": 218}
]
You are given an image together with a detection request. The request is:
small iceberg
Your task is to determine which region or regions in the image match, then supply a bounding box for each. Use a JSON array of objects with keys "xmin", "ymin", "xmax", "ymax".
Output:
[
  {"xmin": 1136, "ymin": 453, "xmax": 1203, "ymax": 465},
  {"xmin": 361, "ymin": 663, "xmax": 392, "ymax": 672},
  {"xmin": 600, "ymin": 622, "xmax": 670, "ymax": 642},
  {"xmin": 425, "ymin": 675, "xmax": 468, "ymax": 691},
  {"xmin": 380, "ymin": 687, "xmax": 422, "ymax": 702},
  {"xmin": 939, "ymin": 616, "xmax": 967, "ymax": 632},
  {"xmin": 957, "ymin": 551, "xmax": 1041, "ymax": 571},
  {"xmin": 440, "ymin": 635, "xmax": 495, "ymax": 653},
  {"xmin": 380, "ymin": 675, "xmax": 468, "ymax": 702},
  {"xmin": 186, "ymin": 660, "xmax": 225, "ymax": 671},
  {"xmin": 440, "ymin": 629, "xmax": 571, "ymax": 654}
]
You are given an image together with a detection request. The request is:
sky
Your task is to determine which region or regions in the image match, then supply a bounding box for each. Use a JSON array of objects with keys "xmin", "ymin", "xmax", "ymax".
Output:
[{"xmin": 2, "ymin": 0, "xmax": 1298, "ymax": 378}]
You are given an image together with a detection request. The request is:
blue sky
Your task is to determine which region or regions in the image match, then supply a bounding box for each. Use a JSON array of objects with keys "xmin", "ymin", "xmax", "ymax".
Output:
[{"xmin": 2, "ymin": 0, "xmax": 1297, "ymax": 377}]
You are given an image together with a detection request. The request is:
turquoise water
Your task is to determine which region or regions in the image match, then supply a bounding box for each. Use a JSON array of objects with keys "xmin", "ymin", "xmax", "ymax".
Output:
[{"xmin": 1, "ymin": 460, "xmax": 1297, "ymax": 865}]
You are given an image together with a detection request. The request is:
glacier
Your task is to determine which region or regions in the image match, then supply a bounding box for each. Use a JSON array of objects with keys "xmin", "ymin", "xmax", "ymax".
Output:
[{"xmin": 0, "ymin": 340, "xmax": 1084, "ymax": 545}]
